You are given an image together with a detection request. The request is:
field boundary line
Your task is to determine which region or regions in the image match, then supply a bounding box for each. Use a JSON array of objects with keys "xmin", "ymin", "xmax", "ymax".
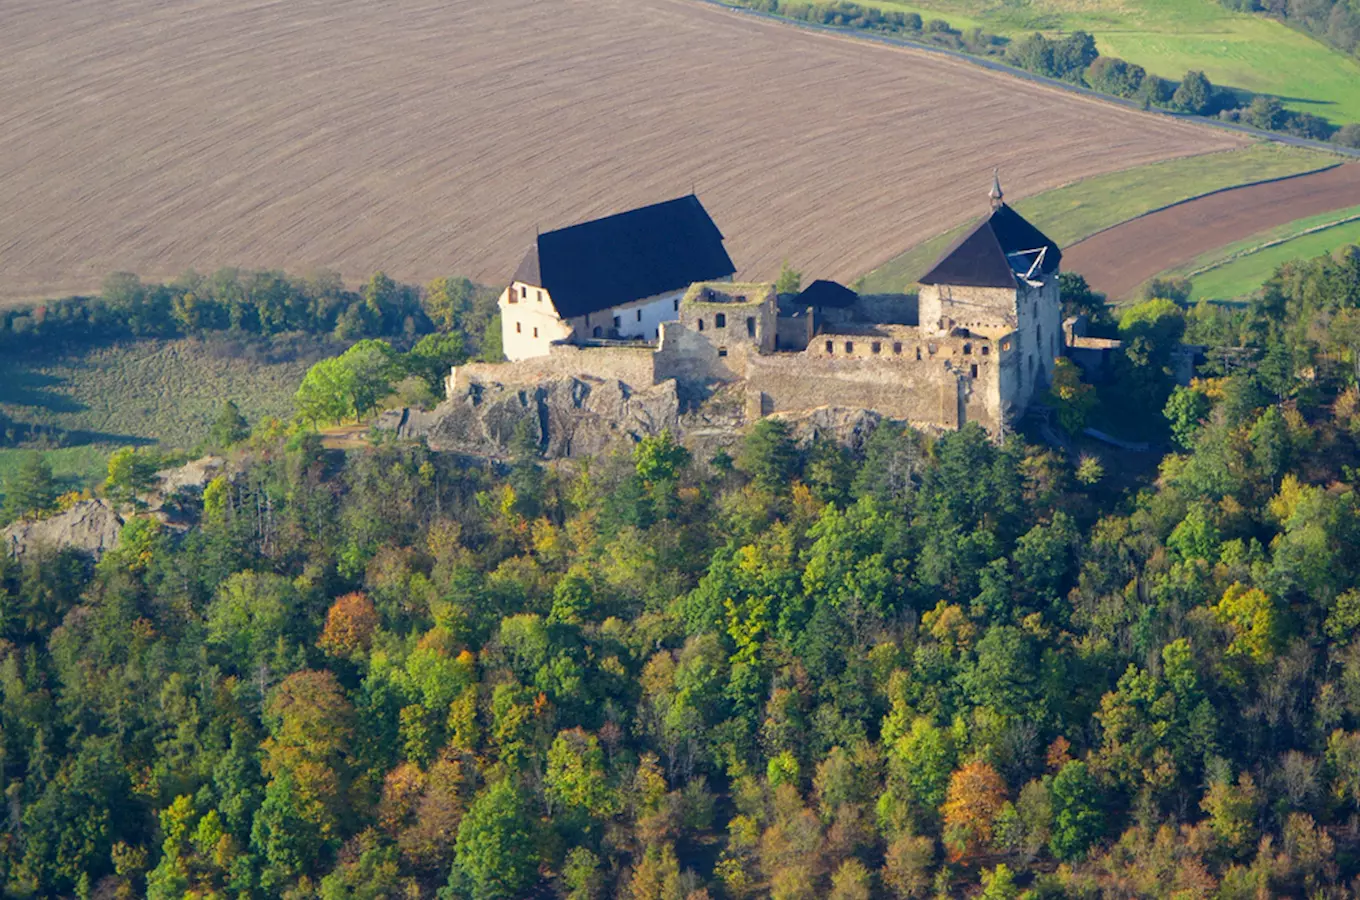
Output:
[
  {"xmin": 1064, "ymin": 163, "xmax": 1346, "ymax": 249},
  {"xmin": 1186, "ymin": 214, "xmax": 1360, "ymax": 277},
  {"xmin": 683, "ymin": 0, "xmax": 1360, "ymax": 158}
]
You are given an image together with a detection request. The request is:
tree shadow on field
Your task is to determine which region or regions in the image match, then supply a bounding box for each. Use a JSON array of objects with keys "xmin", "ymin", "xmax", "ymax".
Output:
[
  {"xmin": 61, "ymin": 430, "xmax": 156, "ymax": 448},
  {"xmin": 0, "ymin": 365, "xmax": 87, "ymax": 414}
]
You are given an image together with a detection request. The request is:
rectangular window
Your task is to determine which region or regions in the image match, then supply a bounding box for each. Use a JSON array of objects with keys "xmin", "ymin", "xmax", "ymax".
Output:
[
  {"xmin": 636, "ymin": 309, "xmax": 642, "ymax": 322},
  {"xmin": 825, "ymin": 340, "xmax": 834, "ymax": 354},
  {"xmin": 971, "ymin": 364, "xmax": 978, "ymax": 378},
  {"xmin": 536, "ymin": 290, "xmax": 543, "ymax": 302},
  {"xmin": 613, "ymin": 315, "xmax": 621, "ymax": 330},
  {"xmin": 871, "ymin": 342, "xmax": 881, "ymax": 354},
  {"xmin": 520, "ymin": 286, "xmax": 526, "ymax": 299},
  {"xmin": 515, "ymin": 322, "xmax": 521, "ymax": 333},
  {"xmin": 718, "ymin": 348, "xmax": 728, "ymax": 357},
  {"xmin": 845, "ymin": 341, "xmax": 854, "ymax": 353},
  {"xmin": 533, "ymin": 327, "xmax": 538, "ymax": 338},
  {"xmin": 673, "ymin": 299, "xmax": 680, "ymax": 311},
  {"xmin": 893, "ymin": 342, "xmax": 902, "ymax": 355}
]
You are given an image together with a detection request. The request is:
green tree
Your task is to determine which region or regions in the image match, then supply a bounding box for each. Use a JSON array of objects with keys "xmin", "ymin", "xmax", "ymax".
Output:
[
  {"xmin": 103, "ymin": 447, "xmax": 160, "ymax": 503},
  {"xmin": 738, "ymin": 418, "xmax": 799, "ymax": 493},
  {"xmin": 450, "ymin": 778, "xmax": 538, "ymax": 900},
  {"xmin": 296, "ymin": 356, "xmax": 357, "ymax": 426},
  {"xmin": 424, "ymin": 275, "xmax": 474, "ymax": 331},
  {"xmin": 1047, "ymin": 761, "xmax": 1104, "ymax": 861},
  {"xmin": 406, "ymin": 331, "xmax": 467, "ymax": 396},
  {"xmin": 2, "ymin": 452, "xmax": 58, "ymax": 522},
  {"xmin": 775, "ymin": 261, "xmax": 802, "ymax": 296},
  {"xmin": 211, "ymin": 399, "xmax": 251, "ymax": 450},
  {"xmin": 1172, "ymin": 70, "xmax": 1215, "ymax": 114}
]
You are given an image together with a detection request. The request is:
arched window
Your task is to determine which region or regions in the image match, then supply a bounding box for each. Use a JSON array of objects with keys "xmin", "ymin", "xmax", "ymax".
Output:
[
  {"xmin": 715, "ymin": 313, "xmax": 726, "ymax": 328},
  {"xmin": 593, "ymin": 326, "xmax": 602, "ymax": 338}
]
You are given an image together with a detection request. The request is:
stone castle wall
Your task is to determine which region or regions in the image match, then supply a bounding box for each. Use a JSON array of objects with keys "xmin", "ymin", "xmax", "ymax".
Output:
[{"xmin": 450, "ymin": 342, "xmax": 657, "ymax": 393}]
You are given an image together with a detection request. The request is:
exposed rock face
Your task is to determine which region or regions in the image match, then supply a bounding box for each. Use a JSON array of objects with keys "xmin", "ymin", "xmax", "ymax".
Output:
[
  {"xmin": 382, "ymin": 374, "xmax": 897, "ymax": 462},
  {"xmin": 153, "ymin": 456, "xmax": 226, "ymax": 498},
  {"xmin": 388, "ymin": 376, "xmax": 682, "ymax": 459},
  {"xmin": 3, "ymin": 499, "xmax": 123, "ymax": 560}
]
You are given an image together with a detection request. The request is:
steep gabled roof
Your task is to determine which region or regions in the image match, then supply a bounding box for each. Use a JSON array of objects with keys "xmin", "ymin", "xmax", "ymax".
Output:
[
  {"xmin": 512, "ymin": 194, "xmax": 736, "ymax": 318},
  {"xmin": 919, "ymin": 203, "xmax": 1061, "ymax": 289},
  {"xmin": 795, "ymin": 279, "xmax": 858, "ymax": 309}
]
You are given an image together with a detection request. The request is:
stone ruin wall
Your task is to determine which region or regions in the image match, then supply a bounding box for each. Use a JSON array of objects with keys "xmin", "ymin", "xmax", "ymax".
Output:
[
  {"xmin": 449, "ymin": 342, "xmax": 657, "ymax": 394},
  {"xmin": 750, "ymin": 325, "xmax": 1012, "ymax": 432}
]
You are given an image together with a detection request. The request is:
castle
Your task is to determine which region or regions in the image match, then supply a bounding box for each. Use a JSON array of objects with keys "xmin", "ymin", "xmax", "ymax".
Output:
[{"xmin": 458, "ymin": 175, "xmax": 1064, "ymax": 435}]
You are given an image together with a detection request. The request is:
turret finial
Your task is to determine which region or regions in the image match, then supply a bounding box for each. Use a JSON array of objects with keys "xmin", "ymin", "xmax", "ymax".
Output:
[{"xmin": 989, "ymin": 168, "xmax": 1004, "ymax": 210}]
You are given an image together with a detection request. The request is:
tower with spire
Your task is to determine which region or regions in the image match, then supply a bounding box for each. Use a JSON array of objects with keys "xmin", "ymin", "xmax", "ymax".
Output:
[{"xmin": 913, "ymin": 170, "xmax": 1065, "ymax": 424}]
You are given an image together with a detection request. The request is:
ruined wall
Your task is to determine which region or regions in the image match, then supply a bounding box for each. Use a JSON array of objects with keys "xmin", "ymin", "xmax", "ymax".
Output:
[
  {"xmin": 776, "ymin": 313, "xmax": 813, "ymax": 352},
  {"xmin": 918, "ymin": 284, "xmax": 1017, "ymax": 336},
  {"xmin": 752, "ymin": 325, "xmax": 1010, "ymax": 432},
  {"xmin": 450, "ymin": 342, "xmax": 657, "ymax": 394},
  {"xmin": 654, "ymin": 321, "xmax": 747, "ymax": 385},
  {"xmin": 853, "ymin": 293, "xmax": 919, "ymax": 326}
]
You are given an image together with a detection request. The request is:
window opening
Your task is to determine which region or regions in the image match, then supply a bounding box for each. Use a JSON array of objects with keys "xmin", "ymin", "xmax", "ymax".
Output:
[
  {"xmin": 746, "ymin": 317, "xmax": 755, "ymax": 337},
  {"xmin": 715, "ymin": 313, "xmax": 726, "ymax": 328},
  {"xmin": 825, "ymin": 340, "xmax": 834, "ymax": 353}
]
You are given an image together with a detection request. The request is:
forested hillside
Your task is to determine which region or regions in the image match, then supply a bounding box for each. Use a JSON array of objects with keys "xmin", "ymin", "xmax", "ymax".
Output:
[{"xmin": 4, "ymin": 247, "xmax": 1360, "ymax": 898}]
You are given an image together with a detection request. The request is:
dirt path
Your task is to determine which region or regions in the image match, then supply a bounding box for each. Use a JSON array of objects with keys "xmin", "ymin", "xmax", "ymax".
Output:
[
  {"xmin": 1063, "ymin": 164, "xmax": 1360, "ymax": 300},
  {"xmin": 0, "ymin": 0, "xmax": 1237, "ymax": 304}
]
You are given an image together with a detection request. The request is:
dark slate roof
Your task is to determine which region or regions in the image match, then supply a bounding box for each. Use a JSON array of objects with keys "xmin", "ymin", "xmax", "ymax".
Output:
[
  {"xmin": 511, "ymin": 194, "xmax": 736, "ymax": 318},
  {"xmin": 919, "ymin": 204, "xmax": 1061, "ymax": 289},
  {"xmin": 795, "ymin": 279, "xmax": 858, "ymax": 309}
]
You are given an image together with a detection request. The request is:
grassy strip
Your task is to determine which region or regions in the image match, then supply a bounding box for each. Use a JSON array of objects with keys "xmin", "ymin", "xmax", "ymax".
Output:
[
  {"xmin": 855, "ymin": 143, "xmax": 1337, "ymax": 294},
  {"xmin": 817, "ymin": 0, "xmax": 1360, "ymax": 124},
  {"xmin": 1187, "ymin": 217, "xmax": 1360, "ymax": 301}
]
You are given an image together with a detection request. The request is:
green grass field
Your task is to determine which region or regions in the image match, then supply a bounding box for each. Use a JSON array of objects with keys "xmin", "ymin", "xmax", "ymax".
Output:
[
  {"xmin": 856, "ymin": 142, "xmax": 1337, "ymax": 293},
  {"xmin": 1186, "ymin": 217, "xmax": 1360, "ymax": 301},
  {"xmin": 0, "ymin": 338, "xmax": 316, "ymax": 489},
  {"xmin": 841, "ymin": 0, "xmax": 1360, "ymax": 125}
]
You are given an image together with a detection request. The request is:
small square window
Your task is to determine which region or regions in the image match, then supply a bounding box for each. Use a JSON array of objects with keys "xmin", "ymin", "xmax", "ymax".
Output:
[
  {"xmin": 718, "ymin": 347, "xmax": 728, "ymax": 358},
  {"xmin": 981, "ymin": 345, "xmax": 990, "ymax": 356}
]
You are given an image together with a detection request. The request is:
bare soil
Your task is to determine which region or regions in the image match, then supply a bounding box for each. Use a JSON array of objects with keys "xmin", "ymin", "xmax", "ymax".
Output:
[
  {"xmin": 1063, "ymin": 163, "xmax": 1360, "ymax": 300},
  {"xmin": 0, "ymin": 0, "xmax": 1239, "ymax": 304}
]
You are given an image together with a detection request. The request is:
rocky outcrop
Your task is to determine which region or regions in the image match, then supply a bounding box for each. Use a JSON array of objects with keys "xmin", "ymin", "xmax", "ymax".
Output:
[
  {"xmin": 3, "ymin": 499, "xmax": 124, "ymax": 560},
  {"xmin": 382, "ymin": 373, "xmax": 898, "ymax": 462},
  {"xmin": 387, "ymin": 376, "xmax": 682, "ymax": 459}
]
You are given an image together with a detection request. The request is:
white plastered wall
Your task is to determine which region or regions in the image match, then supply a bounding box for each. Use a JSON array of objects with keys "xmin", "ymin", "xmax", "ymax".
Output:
[{"xmin": 499, "ymin": 281, "xmax": 575, "ymax": 361}]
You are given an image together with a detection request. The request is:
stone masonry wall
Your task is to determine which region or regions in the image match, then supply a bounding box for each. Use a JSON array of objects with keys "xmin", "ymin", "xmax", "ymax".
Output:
[{"xmin": 449, "ymin": 343, "xmax": 657, "ymax": 394}]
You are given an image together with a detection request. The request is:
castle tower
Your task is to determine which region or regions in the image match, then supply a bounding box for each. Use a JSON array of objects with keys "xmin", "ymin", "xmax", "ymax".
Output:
[{"xmin": 916, "ymin": 172, "xmax": 1064, "ymax": 424}]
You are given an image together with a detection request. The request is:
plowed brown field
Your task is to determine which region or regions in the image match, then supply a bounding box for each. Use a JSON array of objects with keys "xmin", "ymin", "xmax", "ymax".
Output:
[
  {"xmin": 1062, "ymin": 164, "xmax": 1360, "ymax": 300},
  {"xmin": 0, "ymin": 0, "xmax": 1239, "ymax": 303}
]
